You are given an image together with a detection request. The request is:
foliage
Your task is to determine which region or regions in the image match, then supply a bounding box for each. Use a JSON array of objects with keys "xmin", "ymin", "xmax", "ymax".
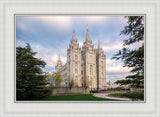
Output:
[
  {"xmin": 124, "ymin": 93, "xmax": 144, "ymax": 100},
  {"xmin": 69, "ymin": 79, "xmax": 74, "ymax": 90},
  {"xmin": 45, "ymin": 72, "xmax": 52, "ymax": 84},
  {"xmin": 73, "ymin": 78, "xmax": 78, "ymax": 87},
  {"xmin": 108, "ymin": 92, "xmax": 144, "ymax": 100},
  {"xmin": 112, "ymin": 16, "xmax": 144, "ymax": 88},
  {"xmin": 16, "ymin": 43, "xmax": 51, "ymax": 100},
  {"xmin": 90, "ymin": 90, "xmax": 98, "ymax": 93},
  {"xmin": 53, "ymin": 73, "xmax": 62, "ymax": 87},
  {"xmin": 45, "ymin": 72, "xmax": 62, "ymax": 87},
  {"xmin": 83, "ymin": 77, "xmax": 89, "ymax": 90}
]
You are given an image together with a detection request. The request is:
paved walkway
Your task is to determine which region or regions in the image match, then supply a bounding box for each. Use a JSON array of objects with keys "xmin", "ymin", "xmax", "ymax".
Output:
[{"xmin": 93, "ymin": 93, "xmax": 131, "ymax": 101}]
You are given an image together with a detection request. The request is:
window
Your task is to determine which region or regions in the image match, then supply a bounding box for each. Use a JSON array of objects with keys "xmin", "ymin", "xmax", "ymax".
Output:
[
  {"xmin": 75, "ymin": 69, "xmax": 78, "ymax": 74},
  {"xmin": 81, "ymin": 71, "xmax": 83, "ymax": 75},
  {"xmin": 101, "ymin": 67, "xmax": 103, "ymax": 76},
  {"xmin": 75, "ymin": 55, "xmax": 78, "ymax": 61},
  {"xmin": 101, "ymin": 61, "xmax": 103, "ymax": 65},
  {"xmin": 90, "ymin": 65, "xmax": 93, "ymax": 75},
  {"xmin": 75, "ymin": 62, "xmax": 78, "ymax": 68}
]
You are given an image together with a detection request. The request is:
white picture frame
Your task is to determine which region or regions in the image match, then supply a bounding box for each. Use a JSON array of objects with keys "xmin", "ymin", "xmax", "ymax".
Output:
[{"xmin": 0, "ymin": 0, "xmax": 160, "ymax": 117}]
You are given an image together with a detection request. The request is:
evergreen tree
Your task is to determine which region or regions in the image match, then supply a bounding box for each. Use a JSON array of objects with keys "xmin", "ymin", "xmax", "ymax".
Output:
[
  {"xmin": 16, "ymin": 43, "xmax": 51, "ymax": 100},
  {"xmin": 112, "ymin": 16, "xmax": 144, "ymax": 88}
]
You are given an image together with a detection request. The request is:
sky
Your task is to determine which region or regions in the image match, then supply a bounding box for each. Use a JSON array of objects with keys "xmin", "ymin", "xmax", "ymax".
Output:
[{"xmin": 16, "ymin": 15, "xmax": 142, "ymax": 83}]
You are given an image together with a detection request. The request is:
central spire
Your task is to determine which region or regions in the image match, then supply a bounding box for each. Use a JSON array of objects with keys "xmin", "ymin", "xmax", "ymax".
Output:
[
  {"xmin": 87, "ymin": 25, "xmax": 88, "ymax": 31},
  {"xmin": 85, "ymin": 25, "xmax": 91, "ymax": 42}
]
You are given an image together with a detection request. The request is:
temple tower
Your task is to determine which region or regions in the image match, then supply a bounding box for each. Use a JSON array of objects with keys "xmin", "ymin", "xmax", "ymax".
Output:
[
  {"xmin": 82, "ymin": 26, "xmax": 97, "ymax": 89},
  {"xmin": 67, "ymin": 30, "xmax": 82, "ymax": 87},
  {"xmin": 96, "ymin": 40, "xmax": 106, "ymax": 90}
]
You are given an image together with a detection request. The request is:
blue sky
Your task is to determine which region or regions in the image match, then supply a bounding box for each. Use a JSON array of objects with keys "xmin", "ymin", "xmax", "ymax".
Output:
[{"xmin": 16, "ymin": 15, "xmax": 142, "ymax": 82}]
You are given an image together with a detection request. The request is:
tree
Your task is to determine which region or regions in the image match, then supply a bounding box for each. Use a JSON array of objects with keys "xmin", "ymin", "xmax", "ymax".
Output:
[
  {"xmin": 73, "ymin": 78, "xmax": 78, "ymax": 87},
  {"xmin": 112, "ymin": 16, "xmax": 144, "ymax": 88},
  {"xmin": 52, "ymin": 72, "xmax": 62, "ymax": 87},
  {"xmin": 84, "ymin": 77, "xmax": 89, "ymax": 91},
  {"xmin": 45, "ymin": 72, "xmax": 52, "ymax": 85},
  {"xmin": 69, "ymin": 79, "xmax": 74, "ymax": 90},
  {"xmin": 16, "ymin": 43, "xmax": 51, "ymax": 100},
  {"xmin": 45, "ymin": 72, "xmax": 62, "ymax": 87}
]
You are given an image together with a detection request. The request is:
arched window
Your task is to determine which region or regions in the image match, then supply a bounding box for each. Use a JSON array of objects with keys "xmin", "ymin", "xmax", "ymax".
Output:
[
  {"xmin": 101, "ymin": 61, "xmax": 103, "ymax": 65},
  {"xmin": 89, "ymin": 55, "xmax": 92, "ymax": 63},
  {"xmin": 102, "ymin": 72, "xmax": 103, "ymax": 76},
  {"xmin": 75, "ymin": 55, "xmax": 78, "ymax": 61},
  {"xmin": 75, "ymin": 68, "xmax": 78, "ymax": 74},
  {"xmin": 75, "ymin": 62, "xmax": 78, "ymax": 68},
  {"xmin": 90, "ymin": 65, "xmax": 93, "ymax": 75},
  {"xmin": 101, "ymin": 66, "xmax": 103, "ymax": 76}
]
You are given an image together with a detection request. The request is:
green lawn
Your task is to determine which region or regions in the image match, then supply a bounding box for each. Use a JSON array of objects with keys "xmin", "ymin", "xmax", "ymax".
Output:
[
  {"xmin": 108, "ymin": 93, "xmax": 127, "ymax": 98},
  {"xmin": 24, "ymin": 94, "xmax": 121, "ymax": 101},
  {"xmin": 108, "ymin": 93, "xmax": 144, "ymax": 100}
]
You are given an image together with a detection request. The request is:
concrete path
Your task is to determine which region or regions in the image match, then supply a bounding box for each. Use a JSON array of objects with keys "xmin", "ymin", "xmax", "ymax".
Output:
[{"xmin": 93, "ymin": 93, "xmax": 131, "ymax": 101}]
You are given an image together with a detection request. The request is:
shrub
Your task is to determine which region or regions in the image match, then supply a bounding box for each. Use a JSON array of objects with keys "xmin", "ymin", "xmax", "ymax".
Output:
[{"xmin": 123, "ymin": 92, "xmax": 144, "ymax": 100}]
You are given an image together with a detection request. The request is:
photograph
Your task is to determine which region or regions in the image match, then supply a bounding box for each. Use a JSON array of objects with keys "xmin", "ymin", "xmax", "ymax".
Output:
[{"xmin": 16, "ymin": 15, "xmax": 144, "ymax": 101}]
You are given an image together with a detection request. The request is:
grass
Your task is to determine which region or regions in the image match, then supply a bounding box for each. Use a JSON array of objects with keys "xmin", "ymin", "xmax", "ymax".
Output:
[
  {"xmin": 23, "ymin": 94, "xmax": 122, "ymax": 101},
  {"xmin": 108, "ymin": 93, "xmax": 127, "ymax": 98},
  {"xmin": 108, "ymin": 92, "xmax": 144, "ymax": 100}
]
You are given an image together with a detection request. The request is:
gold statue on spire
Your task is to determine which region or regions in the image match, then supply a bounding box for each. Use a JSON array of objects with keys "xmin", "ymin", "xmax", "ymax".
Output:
[{"xmin": 87, "ymin": 25, "xmax": 88, "ymax": 31}]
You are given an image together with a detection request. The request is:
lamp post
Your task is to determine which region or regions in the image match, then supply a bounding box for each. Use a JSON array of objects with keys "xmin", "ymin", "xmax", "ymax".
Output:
[
  {"xmin": 90, "ymin": 78, "xmax": 93, "ymax": 94},
  {"xmin": 65, "ymin": 79, "xmax": 68, "ymax": 94}
]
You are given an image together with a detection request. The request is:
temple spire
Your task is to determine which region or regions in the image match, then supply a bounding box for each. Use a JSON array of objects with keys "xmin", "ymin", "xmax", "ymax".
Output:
[
  {"xmin": 58, "ymin": 54, "xmax": 60, "ymax": 60},
  {"xmin": 72, "ymin": 29, "xmax": 77, "ymax": 41},
  {"xmin": 98, "ymin": 40, "xmax": 100, "ymax": 49},
  {"xmin": 56, "ymin": 54, "xmax": 62, "ymax": 67},
  {"xmin": 73, "ymin": 28, "xmax": 75, "ymax": 33},
  {"xmin": 85, "ymin": 25, "xmax": 91, "ymax": 42},
  {"xmin": 55, "ymin": 54, "xmax": 62, "ymax": 72},
  {"xmin": 87, "ymin": 25, "xmax": 89, "ymax": 32}
]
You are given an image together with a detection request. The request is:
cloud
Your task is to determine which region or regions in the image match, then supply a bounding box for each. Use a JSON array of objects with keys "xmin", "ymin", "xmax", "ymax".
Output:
[
  {"xmin": 16, "ymin": 39, "xmax": 67, "ymax": 72},
  {"xmin": 35, "ymin": 54, "xmax": 66, "ymax": 68},
  {"xmin": 102, "ymin": 42, "xmax": 123, "ymax": 52},
  {"xmin": 125, "ymin": 40, "xmax": 144, "ymax": 49},
  {"xmin": 105, "ymin": 58, "xmax": 132, "ymax": 82},
  {"xmin": 106, "ymin": 58, "xmax": 132, "ymax": 75},
  {"xmin": 83, "ymin": 16, "xmax": 109, "ymax": 23},
  {"xmin": 38, "ymin": 16, "xmax": 72, "ymax": 30},
  {"xmin": 106, "ymin": 65, "xmax": 131, "ymax": 75},
  {"xmin": 31, "ymin": 43, "xmax": 67, "ymax": 68},
  {"xmin": 106, "ymin": 73, "xmax": 130, "ymax": 82},
  {"xmin": 79, "ymin": 41, "xmax": 83, "ymax": 47},
  {"xmin": 16, "ymin": 39, "xmax": 27, "ymax": 47}
]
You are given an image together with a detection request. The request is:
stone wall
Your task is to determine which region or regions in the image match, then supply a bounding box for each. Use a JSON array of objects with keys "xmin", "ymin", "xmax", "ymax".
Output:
[{"xmin": 51, "ymin": 87, "xmax": 90, "ymax": 95}]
